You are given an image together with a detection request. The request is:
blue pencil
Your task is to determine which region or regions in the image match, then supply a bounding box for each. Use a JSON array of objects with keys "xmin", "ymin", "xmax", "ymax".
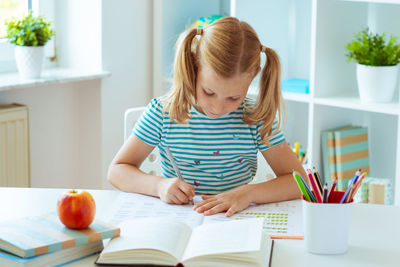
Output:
[
  {"xmin": 340, "ymin": 169, "xmax": 361, "ymax": 203},
  {"xmin": 322, "ymin": 183, "xmax": 328, "ymax": 203}
]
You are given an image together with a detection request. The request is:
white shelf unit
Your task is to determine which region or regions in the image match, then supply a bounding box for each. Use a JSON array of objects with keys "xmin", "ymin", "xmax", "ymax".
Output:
[{"xmin": 153, "ymin": 0, "xmax": 400, "ymax": 205}]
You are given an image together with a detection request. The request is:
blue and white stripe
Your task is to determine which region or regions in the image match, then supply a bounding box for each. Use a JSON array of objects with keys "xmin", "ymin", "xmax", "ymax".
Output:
[{"xmin": 134, "ymin": 97, "xmax": 285, "ymax": 194}]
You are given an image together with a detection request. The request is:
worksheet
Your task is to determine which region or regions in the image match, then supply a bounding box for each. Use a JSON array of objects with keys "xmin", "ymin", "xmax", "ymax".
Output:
[
  {"xmin": 108, "ymin": 192, "xmax": 204, "ymax": 228},
  {"xmin": 202, "ymin": 200, "xmax": 303, "ymax": 239},
  {"xmin": 108, "ymin": 192, "xmax": 303, "ymax": 238}
]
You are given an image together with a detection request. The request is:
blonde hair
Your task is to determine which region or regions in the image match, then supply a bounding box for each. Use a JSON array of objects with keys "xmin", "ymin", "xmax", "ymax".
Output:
[{"xmin": 164, "ymin": 16, "xmax": 284, "ymax": 146}]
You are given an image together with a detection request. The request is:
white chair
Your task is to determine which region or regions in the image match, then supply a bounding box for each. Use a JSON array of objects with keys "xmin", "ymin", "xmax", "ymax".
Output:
[{"xmin": 124, "ymin": 107, "xmax": 162, "ymax": 176}]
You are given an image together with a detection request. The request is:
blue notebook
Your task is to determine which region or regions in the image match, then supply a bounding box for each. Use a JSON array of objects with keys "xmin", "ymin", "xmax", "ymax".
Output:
[
  {"xmin": 282, "ymin": 79, "xmax": 309, "ymax": 94},
  {"xmin": 0, "ymin": 212, "xmax": 119, "ymax": 258},
  {"xmin": 0, "ymin": 241, "xmax": 103, "ymax": 267}
]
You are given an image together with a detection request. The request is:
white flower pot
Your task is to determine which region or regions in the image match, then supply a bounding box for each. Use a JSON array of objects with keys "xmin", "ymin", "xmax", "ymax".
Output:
[
  {"xmin": 15, "ymin": 46, "xmax": 45, "ymax": 79},
  {"xmin": 356, "ymin": 64, "xmax": 399, "ymax": 103}
]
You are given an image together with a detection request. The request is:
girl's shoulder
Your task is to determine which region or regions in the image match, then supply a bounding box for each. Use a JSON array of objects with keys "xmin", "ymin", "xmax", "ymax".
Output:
[
  {"xmin": 242, "ymin": 97, "xmax": 256, "ymax": 110},
  {"xmin": 147, "ymin": 96, "xmax": 168, "ymax": 112}
]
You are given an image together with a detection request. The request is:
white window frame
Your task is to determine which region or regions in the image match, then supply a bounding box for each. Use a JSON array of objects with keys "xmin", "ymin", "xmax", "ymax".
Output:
[{"xmin": 0, "ymin": 0, "xmax": 55, "ymax": 73}]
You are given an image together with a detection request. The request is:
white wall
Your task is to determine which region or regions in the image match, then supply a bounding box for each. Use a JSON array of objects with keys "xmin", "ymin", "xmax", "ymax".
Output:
[
  {"xmin": 101, "ymin": 0, "xmax": 153, "ymax": 189},
  {"xmin": 0, "ymin": 80, "xmax": 102, "ymax": 188},
  {"xmin": 0, "ymin": 0, "xmax": 153, "ymax": 189}
]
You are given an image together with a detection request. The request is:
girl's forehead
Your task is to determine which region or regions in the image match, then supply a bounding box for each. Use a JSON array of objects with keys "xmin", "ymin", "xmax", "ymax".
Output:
[{"xmin": 198, "ymin": 64, "xmax": 253, "ymax": 93}]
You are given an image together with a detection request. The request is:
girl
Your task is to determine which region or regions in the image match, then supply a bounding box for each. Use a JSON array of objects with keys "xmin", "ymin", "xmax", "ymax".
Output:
[{"xmin": 108, "ymin": 17, "xmax": 307, "ymax": 217}]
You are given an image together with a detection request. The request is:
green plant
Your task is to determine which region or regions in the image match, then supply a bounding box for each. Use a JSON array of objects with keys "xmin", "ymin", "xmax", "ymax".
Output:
[
  {"xmin": 5, "ymin": 11, "xmax": 55, "ymax": 46},
  {"xmin": 346, "ymin": 28, "xmax": 400, "ymax": 66}
]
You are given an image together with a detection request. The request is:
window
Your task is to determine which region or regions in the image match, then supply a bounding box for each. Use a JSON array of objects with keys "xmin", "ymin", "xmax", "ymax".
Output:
[
  {"xmin": 0, "ymin": 0, "xmax": 55, "ymax": 73},
  {"xmin": 0, "ymin": 0, "xmax": 31, "ymax": 38}
]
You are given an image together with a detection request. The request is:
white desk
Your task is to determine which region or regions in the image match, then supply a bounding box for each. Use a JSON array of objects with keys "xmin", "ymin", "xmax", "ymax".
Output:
[{"xmin": 0, "ymin": 187, "xmax": 399, "ymax": 267}]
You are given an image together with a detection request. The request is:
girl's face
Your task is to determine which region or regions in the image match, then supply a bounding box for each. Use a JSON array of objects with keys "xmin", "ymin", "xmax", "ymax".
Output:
[{"xmin": 195, "ymin": 64, "xmax": 253, "ymax": 118}]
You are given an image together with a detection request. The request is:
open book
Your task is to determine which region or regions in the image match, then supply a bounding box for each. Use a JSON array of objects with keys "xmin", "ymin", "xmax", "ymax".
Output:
[{"xmin": 96, "ymin": 218, "xmax": 272, "ymax": 267}]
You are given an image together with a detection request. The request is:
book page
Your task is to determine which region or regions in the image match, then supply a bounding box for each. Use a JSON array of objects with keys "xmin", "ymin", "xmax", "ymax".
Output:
[
  {"xmin": 101, "ymin": 218, "xmax": 192, "ymax": 261},
  {"xmin": 182, "ymin": 218, "xmax": 263, "ymax": 261},
  {"xmin": 107, "ymin": 192, "xmax": 204, "ymax": 228},
  {"xmin": 203, "ymin": 199, "xmax": 303, "ymax": 238}
]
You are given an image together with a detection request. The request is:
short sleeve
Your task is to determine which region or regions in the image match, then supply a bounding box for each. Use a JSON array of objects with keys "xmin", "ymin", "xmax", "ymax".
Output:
[
  {"xmin": 257, "ymin": 119, "xmax": 285, "ymax": 151},
  {"xmin": 133, "ymin": 98, "xmax": 164, "ymax": 147}
]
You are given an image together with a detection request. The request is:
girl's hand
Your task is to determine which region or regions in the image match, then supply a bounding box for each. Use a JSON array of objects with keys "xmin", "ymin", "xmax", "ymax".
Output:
[
  {"xmin": 157, "ymin": 177, "xmax": 195, "ymax": 205},
  {"xmin": 193, "ymin": 185, "xmax": 253, "ymax": 217}
]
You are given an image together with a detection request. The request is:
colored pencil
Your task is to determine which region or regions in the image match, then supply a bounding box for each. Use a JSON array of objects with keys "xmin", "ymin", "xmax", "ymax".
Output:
[
  {"xmin": 322, "ymin": 183, "xmax": 328, "ymax": 203},
  {"xmin": 345, "ymin": 184, "xmax": 355, "ymax": 203},
  {"xmin": 340, "ymin": 169, "xmax": 361, "ymax": 203},
  {"xmin": 296, "ymin": 172, "xmax": 317, "ymax": 202},
  {"xmin": 313, "ymin": 167, "xmax": 323, "ymax": 193},
  {"xmin": 292, "ymin": 170, "xmax": 312, "ymax": 202},
  {"xmin": 328, "ymin": 176, "xmax": 337, "ymax": 199},
  {"xmin": 349, "ymin": 172, "xmax": 367, "ymax": 201},
  {"xmin": 307, "ymin": 169, "xmax": 322, "ymax": 203}
]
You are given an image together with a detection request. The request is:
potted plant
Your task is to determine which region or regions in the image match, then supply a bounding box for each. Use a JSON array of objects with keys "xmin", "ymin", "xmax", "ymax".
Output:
[
  {"xmin": 346, "ymin": 28, "xmax": 400, "ymax": 103},
  {"xmin": 5, "ymin": 11, "xmax": 55, "ymax": 79}
]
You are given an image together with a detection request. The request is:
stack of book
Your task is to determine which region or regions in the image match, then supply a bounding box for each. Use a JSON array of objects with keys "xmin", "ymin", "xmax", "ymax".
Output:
[
  {"xmin": 353, "ymin": 177, "xmax": 393, "ymax": 205},
  {"xmin": 321, "ymin": 125, "xmax": 370, "ymax": 190},
  {"xmin": 0, "ymin": 212, "xmax": 119, "ymax": 266}
]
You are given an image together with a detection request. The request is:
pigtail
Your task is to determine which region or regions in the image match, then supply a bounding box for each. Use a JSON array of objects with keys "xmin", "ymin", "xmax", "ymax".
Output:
[
  {"xmin": 245, "ymin": 47, "xmax": 284, "ymax": 146},
  {"xmin": 164, "ymin": 28, "xmax": 199, "ymax": 122}
]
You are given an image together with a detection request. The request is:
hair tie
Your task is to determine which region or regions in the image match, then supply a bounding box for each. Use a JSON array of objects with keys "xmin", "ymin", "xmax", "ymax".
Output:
[
  {"xmin": 196, "ymin": 28, "xmax": 203, "ymax": 36},
  {"xmin": 261, "ymin": 45, "xmax": 267, "ymax": 53}
]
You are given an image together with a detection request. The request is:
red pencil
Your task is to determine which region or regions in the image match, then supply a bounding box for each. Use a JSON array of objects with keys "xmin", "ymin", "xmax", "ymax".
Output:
[
  {"xmin": 307, "ymin": 169, "xmax": 322, "ymax": 203},
  {"xmin": 328, "ymin": 176, "xmax": 337, "ymax": 199}
]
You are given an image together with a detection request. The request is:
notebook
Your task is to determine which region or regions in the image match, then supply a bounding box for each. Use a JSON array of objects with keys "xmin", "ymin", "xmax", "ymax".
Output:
[
  {"xmin": 0, "ymin": 241, "xmax": 103, "ymax": 267},
  {"xmin": 321, "ymin": 125, "xmax": 369, "ymax": 188},
  {"xmin": 0, "ymin": 212, "xmax": 120, "ymax": 258},
  {"xmin": 334, "ymin": 126, "xmax": 370, "ymax": 190},
  {"xmin": 96, "ymin": 218, "xmax": 272, "ymax": 267}
]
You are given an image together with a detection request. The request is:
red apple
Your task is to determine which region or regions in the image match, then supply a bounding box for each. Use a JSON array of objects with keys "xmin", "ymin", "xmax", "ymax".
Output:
[{"xmin": 57, "ymin": 190, "xmax": 96, "ymax": 229}]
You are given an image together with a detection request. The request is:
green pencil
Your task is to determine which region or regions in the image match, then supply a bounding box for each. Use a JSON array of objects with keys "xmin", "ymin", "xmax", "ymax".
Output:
[
  {"xmin": 295, "ymin": 172, "xmax": 317, "ymax": 202},
  {"xmin": 292, "ymin": 170, "xmax": 311, "ymax": 202}
]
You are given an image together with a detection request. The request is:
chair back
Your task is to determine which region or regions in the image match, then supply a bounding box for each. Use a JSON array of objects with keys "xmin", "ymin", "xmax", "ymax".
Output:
[{"xmin": 124, "ymin": 107, "xmax": 162, "ymax": 176}]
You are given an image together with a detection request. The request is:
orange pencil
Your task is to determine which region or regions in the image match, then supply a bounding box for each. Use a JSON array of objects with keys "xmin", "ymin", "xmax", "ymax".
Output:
[{"xmin": 349, "ymin": 172, "xmax": 367, "ymax": 201}]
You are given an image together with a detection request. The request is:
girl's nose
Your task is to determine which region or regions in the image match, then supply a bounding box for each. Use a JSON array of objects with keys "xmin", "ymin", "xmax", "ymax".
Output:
[{"xmin": 210, "ymin": 101, "xmax": 225, "ymax": 115}]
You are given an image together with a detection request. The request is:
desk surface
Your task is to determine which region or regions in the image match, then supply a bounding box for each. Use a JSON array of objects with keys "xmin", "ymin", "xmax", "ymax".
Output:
[{"xmin": 0, "ymin": 187, "xmax": 399, "ymax": 267}]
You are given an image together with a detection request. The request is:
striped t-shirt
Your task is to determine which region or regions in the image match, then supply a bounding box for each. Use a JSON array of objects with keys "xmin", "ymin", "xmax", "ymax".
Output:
[{"xmin": 133, "ymin": 97, "xmax": 285, "ymax": 194}]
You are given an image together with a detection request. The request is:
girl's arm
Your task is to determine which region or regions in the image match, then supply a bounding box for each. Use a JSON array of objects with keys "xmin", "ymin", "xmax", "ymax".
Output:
[
  {"xmin": 107, "ymin": 135, "xmax": 195, "ymax": 204},
  {"xmin": 194, "ymin": 141, "xmax": 308, "ymax": 216},
  {"xmin": 247, "ymin": 140, "xmax": 308, "ymax": 204}
]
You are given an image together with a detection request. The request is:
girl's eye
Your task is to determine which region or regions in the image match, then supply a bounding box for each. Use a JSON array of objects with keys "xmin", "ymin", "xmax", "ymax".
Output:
[
  {"xmin": 230, "ymin": 97, "xmax": 240, "ymax": 101},
  {"xmin": 203, "ymin": 89, "xmax": 214, "ymax": 96}
]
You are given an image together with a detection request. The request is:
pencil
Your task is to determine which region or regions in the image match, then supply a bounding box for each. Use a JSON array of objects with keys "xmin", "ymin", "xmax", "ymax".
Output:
[
  {"xmin": 295, "ymin": 171, "xmax": 317, "ymax": 202},
  {"xmin": 328, "ymin": 176, "xmax": 337, "ymax": 199},
  {"xmin": 307, "ymin": 169, "xmax": 322, "ymax": 203},
  {"xmin": 165, "ymin": 146, "xmax": 194, "ymax": 205},
  {"xmin": 313, "ymin": 167, "xmax": 323, "ymax": 193},
  {"xmin": 294, "ymin": 142, "xmax": 300, "ymax": 156},
  {"xmin": 292, "ymin": 170, "xmax": 312, "ymax": 202},
  {"xmin": 301, "ymin": 150, "xmax": 308, "ymax": 165},
  {"xmin": 349, "ymin": 172, "xmax": 367, "ymax": 201},
  {"xmin": 322, "ymin": 183, "xmax": 328, "ymax": 203},
  {"xmin": 340, "ymin": 169, "xmax": 361, "ymax": 203}
]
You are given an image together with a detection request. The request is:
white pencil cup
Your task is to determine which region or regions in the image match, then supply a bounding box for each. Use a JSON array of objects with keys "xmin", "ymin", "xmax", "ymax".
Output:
[{"xmin": 302, "ymin": 191, "xmax": 354, "ymax": 254}]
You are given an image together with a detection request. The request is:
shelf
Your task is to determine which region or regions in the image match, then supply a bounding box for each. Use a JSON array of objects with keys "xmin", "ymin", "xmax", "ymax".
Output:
[
  {"xmin": 314, "ymin": 95, "xmax": 400, "ymax": 115},
  {"xmin": 339, "ymin": 0, "xmax": 400, "ymax": 4},
  {"xmin": 0, "ymin": 68, "xmax": 111, "ymax": 91},
  {"xmin": 283, "ymin": 92, "xmax": 311, "ymax": 103},
  {"xmin": 248, "ymin": 85, "xmax": 311, "ymax": 103}
]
